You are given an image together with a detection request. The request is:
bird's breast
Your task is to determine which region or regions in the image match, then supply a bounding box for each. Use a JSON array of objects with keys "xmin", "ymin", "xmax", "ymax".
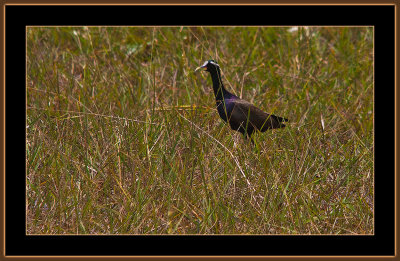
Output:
[{"xmin": 216, "ymin": 99, "xmax": 234, "ymax": 123}]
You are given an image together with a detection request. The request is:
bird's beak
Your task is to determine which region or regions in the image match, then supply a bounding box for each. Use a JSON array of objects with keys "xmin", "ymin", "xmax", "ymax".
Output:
[{"xmin": 194, "ymin": 65, "xmax": 206, "ymax": 72}]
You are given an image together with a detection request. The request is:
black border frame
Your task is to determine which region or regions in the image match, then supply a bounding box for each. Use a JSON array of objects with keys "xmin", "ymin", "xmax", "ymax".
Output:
[{"xmin": 5, "ymin": 4, "xmax": 395, "ymax": 256}]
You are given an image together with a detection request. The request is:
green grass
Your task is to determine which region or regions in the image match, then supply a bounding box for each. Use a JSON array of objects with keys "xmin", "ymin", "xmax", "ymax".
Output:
[{"xmin": 26, "ymin": 26, "xmax": 373, "ymax": 234}]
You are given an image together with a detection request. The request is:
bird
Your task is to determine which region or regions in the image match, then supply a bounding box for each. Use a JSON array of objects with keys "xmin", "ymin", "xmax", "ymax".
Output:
[{"xmin": 195, "ymin": 59, "xmax": 288, "ymax": 144}]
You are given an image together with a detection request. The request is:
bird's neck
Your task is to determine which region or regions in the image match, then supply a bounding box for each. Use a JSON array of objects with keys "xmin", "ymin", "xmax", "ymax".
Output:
[{"xmin": 210, "ymin": 67, "xmax": 230, "ymax": 101}]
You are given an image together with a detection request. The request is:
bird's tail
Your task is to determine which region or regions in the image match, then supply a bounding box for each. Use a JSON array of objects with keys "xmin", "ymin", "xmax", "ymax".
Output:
[
  {"xmin": 274, "ymin": 115, "xmax": 288, "ymax": 128},
  {"xmin": 261, "ymin": 114, "xmax": 288, "ymax": 131}
]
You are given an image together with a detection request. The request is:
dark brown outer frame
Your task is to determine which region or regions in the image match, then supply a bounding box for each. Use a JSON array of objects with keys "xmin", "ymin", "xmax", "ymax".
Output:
[{"xmin": 1, "ymin": 1, "xmax": 397, "ymax": 260}]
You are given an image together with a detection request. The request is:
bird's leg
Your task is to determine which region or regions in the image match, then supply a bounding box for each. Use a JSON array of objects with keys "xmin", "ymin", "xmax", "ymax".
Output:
[
  {"xmin": 242, "ymin": 132, "xmax": 255, "ymax": 146},
  {"xmin": 249, "ymin": 134, "xmax": 255, "ymax": 146}
]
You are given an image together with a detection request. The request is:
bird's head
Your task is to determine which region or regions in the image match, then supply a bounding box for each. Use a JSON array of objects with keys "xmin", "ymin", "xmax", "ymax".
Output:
[{"xmin": 195, "ymin": 60, "xmax": 220, "ymax": 72}]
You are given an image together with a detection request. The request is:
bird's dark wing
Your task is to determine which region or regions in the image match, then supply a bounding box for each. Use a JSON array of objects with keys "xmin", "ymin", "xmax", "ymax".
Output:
[{"xmin": 230, "ymin": 99, "xmax": 287, "ymax": 132}]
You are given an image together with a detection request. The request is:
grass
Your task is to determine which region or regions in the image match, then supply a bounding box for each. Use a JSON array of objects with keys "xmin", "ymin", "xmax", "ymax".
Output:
[{"xmin": 26, "ymin": 26, "xmax": 373, "ymax": 234}]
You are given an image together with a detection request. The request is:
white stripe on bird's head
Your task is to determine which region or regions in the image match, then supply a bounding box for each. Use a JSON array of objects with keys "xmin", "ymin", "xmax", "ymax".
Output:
[
  {"xmin": 209, "ymin": 60, "xmax": 219, "ymax": 67},
  {"xmin": 201, "ymin": 61, "xmax": 209, "ymax": 67}
]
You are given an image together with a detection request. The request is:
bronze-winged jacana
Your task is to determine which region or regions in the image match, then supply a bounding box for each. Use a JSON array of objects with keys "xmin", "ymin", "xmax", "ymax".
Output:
[{"xmin": 195, "ymin": 59, "xmax": 288, "ymax": 143}]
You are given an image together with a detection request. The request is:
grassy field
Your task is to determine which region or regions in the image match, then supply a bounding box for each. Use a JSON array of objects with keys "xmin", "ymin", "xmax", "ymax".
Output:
[{"xmin": 26, "ymin": 26, "xmax": 373, "ymax": 234}]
